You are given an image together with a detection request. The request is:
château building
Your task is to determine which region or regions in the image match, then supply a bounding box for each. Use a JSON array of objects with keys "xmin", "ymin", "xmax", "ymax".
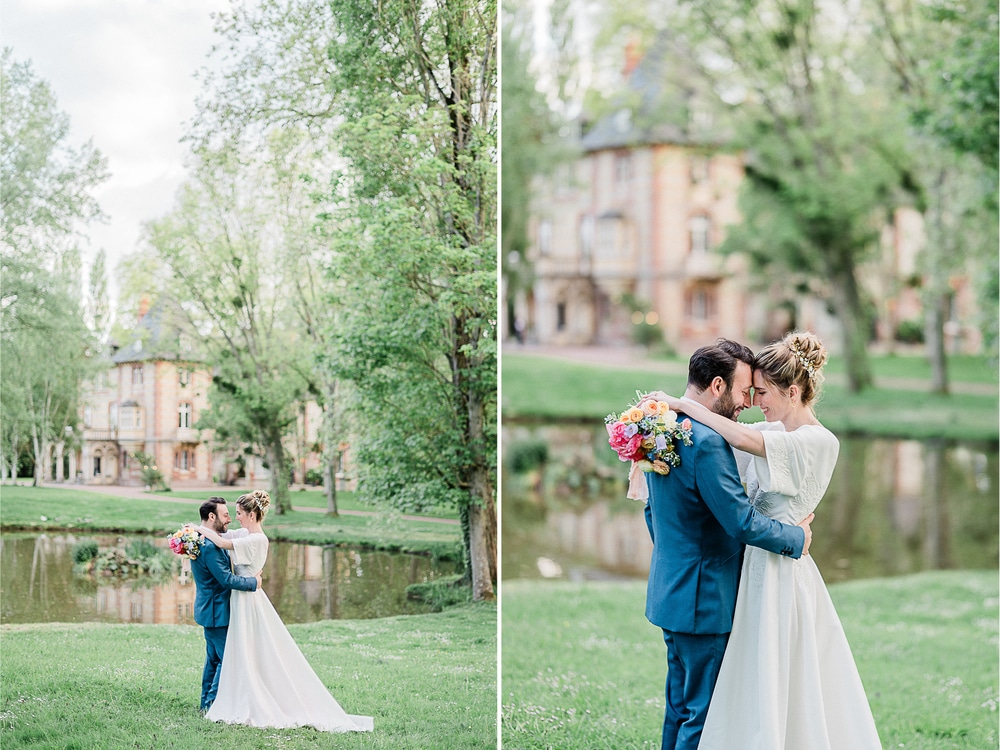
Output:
[
  {"xmin": 508, "ymin": 41, "xmax": 981, "ymax": 355},
  {"xmin": 66, "ymin": 300, "xmax": 335, "ymax": 489}
]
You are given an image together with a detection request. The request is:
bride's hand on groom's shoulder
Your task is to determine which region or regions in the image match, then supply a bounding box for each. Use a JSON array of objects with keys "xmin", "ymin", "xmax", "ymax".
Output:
[{"xmin": 644, "ymin": 390, "xmax": 684, "ymax": 412}]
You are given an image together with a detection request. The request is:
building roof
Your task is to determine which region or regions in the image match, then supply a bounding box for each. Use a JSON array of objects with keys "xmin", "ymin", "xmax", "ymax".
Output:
[
  {"xmin": 112, "ymin": 298, "xmax": 199, "ymax": 365},
  {"xmin": 579, "ymin": 33, "xmax": 724, "ymax": 153}
]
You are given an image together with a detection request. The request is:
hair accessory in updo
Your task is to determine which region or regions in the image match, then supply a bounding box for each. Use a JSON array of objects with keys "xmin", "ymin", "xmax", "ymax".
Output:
[
  {"xmin": 239, "ymin": 489, "xmax": 271, "ymax": 518},
  {"xmin": 788, "ymin": 340, "xmax": 817, "ymax": 380}
]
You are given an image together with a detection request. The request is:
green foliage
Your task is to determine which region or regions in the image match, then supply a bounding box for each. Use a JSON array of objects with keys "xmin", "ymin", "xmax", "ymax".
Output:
[
  {"xmin": 405, "ymin": 575, "xmax": 472, "ymax": 612},
  {"xmin": 71, "ymin": 539, "xmax": 98, "ymax": 564},
  {"xmin": 130, "ymin": 451, "xmax": 166, "ymax": 491},
  {"xmin": 314, "ymin": 0, "xmax": 497, "ymax": 596},
  {"xmin": 501, "ymin": 7, "xmax": 570, "ymax": 307},
  {"xmin": 0, "ymin": 48, "xmax": 108, "ymax": 258},
  {"xmin": 1, "ymin": 50, "xmax": 106, "ymax": 484},
  {"xmin": 124, "ymin": 537, "xmax": 159, "ymax": 560},
  {"xmin": 73, "ymin": 537, "xmax": 177, "ymax": 579},
  {"xmin": 507, "ymin": 439, "xmax": 549, "ymax": 474},
  {"xmin": 895, "ymin": 318, "xmax": 925, "ymax": 345}
]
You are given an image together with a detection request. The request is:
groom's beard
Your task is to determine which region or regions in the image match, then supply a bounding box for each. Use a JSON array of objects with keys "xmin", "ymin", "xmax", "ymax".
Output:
[{"xmin": 712, "ymin": 389, "xmax": 742, "ymax": 422}]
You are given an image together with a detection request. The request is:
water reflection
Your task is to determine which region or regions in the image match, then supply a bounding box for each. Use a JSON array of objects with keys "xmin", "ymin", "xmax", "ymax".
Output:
[
  {"xmin": 503, "ymin": 424, "xmax": 999, "ymax": 583},
  {"xmin": 1, "ymin": 533, "xmax": 460, "ymax": 625}
]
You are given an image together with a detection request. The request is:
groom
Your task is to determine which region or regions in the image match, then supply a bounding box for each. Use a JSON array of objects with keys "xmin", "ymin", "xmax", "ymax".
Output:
[
  {"xmin": 190, "ymin": 497, "xmax": 260, "ymax": 713},
  {"xmin": 643, "ymin": 340, "xmax": 813, "ymax": 750}
]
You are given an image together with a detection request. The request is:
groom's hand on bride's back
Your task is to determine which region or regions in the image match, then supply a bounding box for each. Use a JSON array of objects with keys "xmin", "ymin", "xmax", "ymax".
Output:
[
  {"xmin": 255, "ymin": 573, "xmax": 262, "ymax": 590},
  {"xmin": 797, "ymin": 513, "xmax": 815, "ymax": 556}
]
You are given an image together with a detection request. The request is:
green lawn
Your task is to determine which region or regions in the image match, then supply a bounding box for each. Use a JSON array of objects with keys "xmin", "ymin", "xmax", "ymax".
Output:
[
  {"xmin": 1, "ymin": 604, "xmax": 496, "ymax": 750},
  {"xmin": 501, "ymin": 572, "xmax": 999, "ymax": 750},
  {"xmin": 501, "ymin": 355, "xmax": 1000, "ymax": 441},
  {"xmin": 0, "ymin": 486, "xmax": 462, "ymax": 560},
  {"xmin": 153, "ymin": 487, "xmax": 459, "ymax": 520}
]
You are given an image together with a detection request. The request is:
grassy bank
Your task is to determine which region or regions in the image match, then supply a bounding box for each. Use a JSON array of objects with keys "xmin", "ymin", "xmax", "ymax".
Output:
[
  {"xmin": 153, "ymin": 487, "xmax": 459, "ymax": 519},
  {"xmin": 501, "ymin": 572, "xmax": 999, "ymax": 749},
  {"xmin": 501, "ymin": 355, "xmax": 999, "ymax": 441},
  {"xmin": 0, "ymin": 487, "xmax": 462, "ymax": 560},
  {"xmin": 1, "ymin": 604, "xmax": 496, "ymax": 750}
]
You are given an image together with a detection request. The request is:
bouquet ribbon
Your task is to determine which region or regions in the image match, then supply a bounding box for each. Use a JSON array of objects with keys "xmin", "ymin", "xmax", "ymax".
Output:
[{"xmin": 626, "ymin": 461, "xmax": 649, "ymax": 501}]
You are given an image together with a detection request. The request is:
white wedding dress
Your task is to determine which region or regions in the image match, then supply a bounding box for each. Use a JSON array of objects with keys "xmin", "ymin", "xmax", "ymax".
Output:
[
  {"xmin": 698, "ymin": 422, "xmax": 881, "ymax": 750},
  {"xmin": 206, "ymin": 529, "xmax": 374, "ymax": 732}
]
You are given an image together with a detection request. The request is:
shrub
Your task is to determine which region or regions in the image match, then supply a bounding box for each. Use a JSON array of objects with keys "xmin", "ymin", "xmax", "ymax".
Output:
[
  {"xmin": 406, "ymin": 575, "xmax": 471, "ymax": 611},
  {"xmin": 72, "ymin": 540, "xmax": 99, "ymax": 564},
  {"xmin": 305, "ymin": 468, "xmax": 323, "ymax": 486},
  {"xmin": 125, "ymin": 538, "xmax": 159, "ymax": 560},
  {"xmin": 895, "ymin": 318, "xmax": 925, "ymax": 344},
  {"xmin": 131, "ymin": 451, "xmax": 167, "ymax": 490},
  {"xmin": 508, "ymin": 439, "xmax": 548, "ymax": 474},
  {"xmin": 631, "ymin": 319, "xmax": 664, "ymax": 348}
]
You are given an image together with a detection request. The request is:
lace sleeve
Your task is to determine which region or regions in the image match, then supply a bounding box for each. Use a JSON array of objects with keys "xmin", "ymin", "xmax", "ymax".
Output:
[
  {"xmin": 755, "ymin": 426, "xmax": 838, "ymax": 497},
  {"xmin": 231, "ymin": 534, "xmax": 263, "ymax": 567}
]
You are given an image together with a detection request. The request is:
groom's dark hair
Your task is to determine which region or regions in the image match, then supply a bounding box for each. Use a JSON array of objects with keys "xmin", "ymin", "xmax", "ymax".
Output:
[
  {"xmin": 687, "ymin": 338, "xmax": 755, "ymax": 393},
  {"xmin": 200, "ymin": 497, "xmax": 227, "ymax": 521}
]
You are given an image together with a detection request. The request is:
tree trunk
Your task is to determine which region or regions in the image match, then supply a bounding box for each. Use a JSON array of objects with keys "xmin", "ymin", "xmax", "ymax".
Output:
[
  {"xmin": 265, "ymin": 436, "xmax": 292, "ymax": 514},
  {"xmin": 468, "ymin": 465, "xmax": 497, "ymax": 601},
  {"xmin": 830, "ymin": 264, "xmax": 874, "ymax": 392},
  {"xmin": 323, "ymin": 458, "xmax": 339, "ymax": 516},
  {"xmin": 321, "ymin": 383, "xmax": 339, "ymax": 516},
  {"xmin": 465, "ymin": 378, "xmax": 497, "ymax": 601},
  {"xmin": 925, "ymin": 292, "xmax": 950, "ymax": 394},
  {"xmin": 31, "ymin": 429, "xmax": 42, "ymax": 487}
]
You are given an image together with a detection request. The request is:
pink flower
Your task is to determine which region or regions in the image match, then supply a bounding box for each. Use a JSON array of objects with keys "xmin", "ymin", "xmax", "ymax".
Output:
[
  {"xmin": 608, "ymin": 422, "xmax": 630, "ymax": 451},
  {"xmin": 616, "ymin": 433, "xmax": 645, "ymax": 462},
  {"xmin": 681, "ymin": 418, "xmax": 692, "ymax": 431}
]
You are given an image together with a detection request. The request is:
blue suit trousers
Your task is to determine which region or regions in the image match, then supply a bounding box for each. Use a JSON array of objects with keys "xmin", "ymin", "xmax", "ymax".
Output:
[
  {"xmin": 200, "ymin": 625, "xmax": 228, "ymax": 711},
  {"xmin": 661, "ymin": 630, "xmax": 729, "ymax": 750}
]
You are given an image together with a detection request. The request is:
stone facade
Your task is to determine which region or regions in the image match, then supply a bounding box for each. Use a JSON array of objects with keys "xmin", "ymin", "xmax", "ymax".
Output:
[
  {"xmin": 69, "ymin": 302, "xmax": 345, "ymax": 490},
  {"xmin": 511, "ymin": 44, "xmax": 982, "ymax": 355}
]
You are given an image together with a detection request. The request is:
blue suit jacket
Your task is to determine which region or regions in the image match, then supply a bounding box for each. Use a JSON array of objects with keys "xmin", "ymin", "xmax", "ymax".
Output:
[
  {"xmin": 644, "ymin": 418, "xmax": 804, "ymax": 635},
  {"xmin": 190, "ymin": 539, "xmax": 257, "ymax": 628}
]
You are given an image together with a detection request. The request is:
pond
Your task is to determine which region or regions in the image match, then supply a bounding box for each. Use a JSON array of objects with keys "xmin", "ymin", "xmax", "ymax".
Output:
[
  {"xmin": 0, "ymin": 533, "xmax": 461, "ymax": 625},
  {"xmin": 503, "ymin": 423, "xmax": 999, "ymax": 584}
]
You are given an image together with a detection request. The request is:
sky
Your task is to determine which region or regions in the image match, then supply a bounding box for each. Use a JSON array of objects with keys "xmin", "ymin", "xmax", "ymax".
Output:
[{"xmin": 2, "ymin": 0, "xmax": 233, "ymax": 302}]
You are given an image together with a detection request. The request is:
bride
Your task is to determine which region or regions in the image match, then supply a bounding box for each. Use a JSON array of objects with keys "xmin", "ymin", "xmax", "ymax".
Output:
[
  {"xmin": 197, "ymin": 490, "xmax": 373, "ymax": 733},
  {"xmin": 654, "ymin": 331, "xmax": 881, "ymax": 749}
]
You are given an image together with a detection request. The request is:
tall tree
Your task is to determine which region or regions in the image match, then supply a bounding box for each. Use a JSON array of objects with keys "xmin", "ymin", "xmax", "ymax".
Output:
[
  {"xmin": 145, "ymin": 140, "xmax": 318, "ymax": 514},
  {"xmin": 501, "ymin": 5, "xmax": 566, "ymax": 336},
  {"xmin": 1, "ymin": 49, "xmax": 105, "ymax": 483},
  {"xmin": 323, "ymin": 0, "xmax": 498, "ymax": 600},
  {"xmin": 87, "ymin": 248, "xmax": 110, "ymax": 344},
  {"xmin": 673, "ymin": 0, "xmax": 918, "ymax": 391},
  {"xmin": 189, "ymin": 1, "xmax": 350, "ymax": 514},
  {"xmin": 188, "ymin": 0, "xmax": 498, "ymax": 599},
  {"xmin": 869, "ymin": 0, "xmax": 999, "ymax": 374}
]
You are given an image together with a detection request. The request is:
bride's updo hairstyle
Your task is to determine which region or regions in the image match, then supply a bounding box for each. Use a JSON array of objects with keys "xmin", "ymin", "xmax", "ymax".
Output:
[
  {"xmin": 753, "ymin": 331, "xmax": 828, "ymax": 407},
  {"xmin": 237, "ymin": 489, "xmax": 271, "ymax": 522}
]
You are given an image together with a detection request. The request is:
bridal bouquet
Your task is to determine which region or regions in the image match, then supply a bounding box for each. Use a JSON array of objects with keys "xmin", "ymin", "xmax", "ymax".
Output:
[
  {"xmin": 605, "ymin": 393, "xmax": 693, "ymax": 479},
  {"xmin": 168, "ymin": 524, "xmax": 203, "ymax": 559}
]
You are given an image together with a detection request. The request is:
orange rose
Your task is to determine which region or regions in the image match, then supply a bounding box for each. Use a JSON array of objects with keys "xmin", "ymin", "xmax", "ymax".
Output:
[{"xmin": 626, "ymin": 407, "xmax": 645, "ymax": 423}]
